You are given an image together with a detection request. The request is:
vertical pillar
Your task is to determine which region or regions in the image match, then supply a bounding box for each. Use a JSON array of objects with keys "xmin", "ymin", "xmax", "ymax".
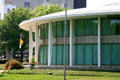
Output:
[
  {"xmin": 48, "ymin": 22, "xmax": 52, "ymax": 66},
  {"xmin": 98, "ymin": 16, "xmax": 101, "ymax": 67},
  {"xmin": 35, "ymin": 26, "xmax": 39, "ymax": 63},
  {"xmin": 29, "ymin": 30, "xmax": 33, "ymax": 63},
  {"xmin": 70, "ymin": 19, "xmax": 73, "ymax": 67}
]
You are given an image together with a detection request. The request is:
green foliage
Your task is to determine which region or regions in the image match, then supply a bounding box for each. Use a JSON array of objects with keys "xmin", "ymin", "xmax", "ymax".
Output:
[
  {"xmin": 30, "ymin": 57, "xmax": 35, "ymax": 63},
  {"xmin": 0, "ymin": 4, "xmax": 67, "ymax": 56},
  {"xmin": 0, "ymin": 7, "xmax": 32, "ymax": 53},
  {"xmin": 5, "ymin": 59, "xmax": 23, "ymax": 70},
  {"xmin": 30, "ymin": 57, "xmax": 36, "ymax": 67},
  {"xmin": 32, "ymin": 4, "xmax": 65, "ymax": 18},
  {"xmin": 0, "ymin": 20, "xmax": 8, "ymax": 54}
]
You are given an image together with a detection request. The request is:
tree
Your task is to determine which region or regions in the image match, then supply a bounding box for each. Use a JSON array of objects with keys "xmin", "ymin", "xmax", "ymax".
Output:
[
  {"xmin": 32, "ymin": 4, "xmax": 65, "ymax": 18},
  {"xmin": 0, "ymin": 20, "xmax": 8, "ymax": 56},
  {"xmin": 0, "ymin": 4, "xmax": 67, "ymax": 60},
  {"xmin": 0, "ymin": 7, "xmax": 32, "ymax": 57}
]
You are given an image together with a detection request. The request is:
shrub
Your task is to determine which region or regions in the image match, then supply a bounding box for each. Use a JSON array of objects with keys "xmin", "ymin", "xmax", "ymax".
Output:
[
  {"xmin": 30, "ymin": 57, "xmax": 35, "ymax": 66},
  {"xmin": 5, "ymin": 59, "xmax": 23, "ymax": 70},
  {"xmin": 0, "ymin": 60, "xmax": 8, "ymax": 64},
  {"xmin": 30, "ymin": 57, "xmax": 35, "ymax": 63}
]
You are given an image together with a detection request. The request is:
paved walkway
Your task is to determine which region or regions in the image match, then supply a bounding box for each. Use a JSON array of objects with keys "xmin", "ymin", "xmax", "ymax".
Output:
[{"xmin": 0, "ymin": 70, "xmax": 4, "ymax": 74}]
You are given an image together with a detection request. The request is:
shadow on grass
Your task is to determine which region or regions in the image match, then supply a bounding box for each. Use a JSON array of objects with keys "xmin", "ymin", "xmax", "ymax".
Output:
[
  {"xmin": 54, "ymin": 74, "xmax": 120, "ymax": 77},
  {"xmin": 54, "ymin": 74, "xmax": 104, "ymax": 77},
  {"xmin": 71, "ymin": 69, "xmax": 120, "ymax": 73},
  {"xmin": 0, "ymin": 75, "xmax": 3, "ymax": 77},
  {"xmin": 7, "ymin": 72, "xmax": 120, "ymax": 78},
  {"xmin": 7, "ymin": 69, "xmax": 120, "ymax": 78},
  {"xmin": 7, "ymin": 73, "xmax": 104, "ymax": 77}
]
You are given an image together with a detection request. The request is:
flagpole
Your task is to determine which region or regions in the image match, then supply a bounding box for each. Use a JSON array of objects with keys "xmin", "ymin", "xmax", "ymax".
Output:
[
  {"xmin": 20, "ymin": 45, "xmax": 23, "ymax": 62},
  {"xmin": 20, "ymin": 33, "xmax": 23, "ymax": 62},
  {"xmin": 64, "ymin": 0, "xmax": 67, "ymax": 80}
]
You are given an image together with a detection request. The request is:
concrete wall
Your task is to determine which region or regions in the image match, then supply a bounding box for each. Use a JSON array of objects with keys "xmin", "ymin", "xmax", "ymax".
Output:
[
  {"xmin": 12, "ymin": 0, "xmax": 43, "ymax": 10},
  {"xmin": 11, "ymin": 0, "xmax": 74, "ymax": 9}
]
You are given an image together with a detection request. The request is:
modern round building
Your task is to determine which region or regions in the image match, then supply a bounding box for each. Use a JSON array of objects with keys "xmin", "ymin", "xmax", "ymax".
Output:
[{"xmin": 19, "ymin": 6, "xmax": 120, "ymax": 69}]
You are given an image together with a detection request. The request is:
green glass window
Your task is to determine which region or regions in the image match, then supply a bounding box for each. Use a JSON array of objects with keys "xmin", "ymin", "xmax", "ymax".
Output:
[
  {"xmin": 56, "ymin": 45, "xmax": 62, "ymax": 65},
  {"xmin": 112, "ymin": 44, "xmax": 120, "ymax": 65},
  {"xmin": 76, "ymin": 44, "xmax": 83, "ymax": 65},
  {"xmin": 40, "ymin": 25, "xmax": 44, "ymax": 39},
  {"xmin": 73, "ymin": 44, "xmax": 98, "ymax": 65},
  {"xmin": 63, "ymin": 20, "xmax": 70, "ymax": 37},
  {"xmin": 111, "ymin": 19, "xmax": 120, "ymax": 35},
  {"xmin": 84, "ymin": 44, "xmax": 92, "ymax": 65},
  {"xmin": 84, "ymin": 19, "xmax": 92, "ymax": 36},
  {"xmin": 93, "ymin": 44, "xmax": 98, "ymax": 64},
  {"xmin": 52, "ymin": 45, "xmax": 56, "ymax": 65},
  {"xmin": 101, "ymin": 43, "xmax": 120, "ymax": 65},
  {"xmin": 73, "ymin": 19, "xmax": 83, "ymax": 36},
  {"xmin": 72, "ymin": 45, "xmax": 76, "ymax": 65},
  {"xmin": 46, "ymin": 24, "xmax": 48, "ymax": 38},
  {"xmin": 101, "ymin": 17, "xmax": 120, "ymax": 35},
  {"xmin": 51, "ymin": 45, "xmax": 69, "ymax": 65},
  {"xmin": 62, "ymin": 45, "xmax": 69, "ymax": 65},
  {"xmin": 43, "ymin": 46, "xmax": 48, "ymax": 65},
  {"xmin": 76, "ymin": 19, "xmax": 83, "ymax": 36},
  {"xmin": 101, "ymin": 44, "xmax": 111, "ymax": 65},
  {"xmin": 111, "ymin": 19, "xmax": 117, "ymax": 35},
  {"xmin": 101, "ymin": 18, "xmax": 111, "ymax": 35},
  {"xmin": 52, "ymin": 21, "xmax": 70, "ymax": 38},
  {"xmin": 43, "ymin": 24, "xmax": 48, "ymax": 39},
  {"xmin": 92, "ymin": 18, "xmax": 98, "ymax": 35},
  {"xmin": 52, "ymin": 22, "xmax": 57, "ymax": 38},
  {"xmin": 43, "ymin": 24, "xmax": 46, "ymax": 39},
  {"xmin": 116, "ymin": 19, "xmax": 120, "ymax": 34},
  {"xmin": 40, "ymin": 23, "xmax": 48, "ymax": 39},
  {"xmin": 39, "ymin": 46, "xmax": 48, "ymax": 65},
  {"xmin": 56, "ymin": 21, "xmax": 62, "ymax": 37},
  {"xmin": 101, "ymin": 16, "xmax": 120, "ymax": 65},
  {"xmin": 73, "ymin": 18, "xmax": 98, "ymax": 37},
  {"xmin": 73, "ymin": 20, "xmax": 77, "ymax": 36}
]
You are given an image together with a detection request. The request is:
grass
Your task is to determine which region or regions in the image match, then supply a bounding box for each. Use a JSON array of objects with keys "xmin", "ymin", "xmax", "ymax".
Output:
[
  {"xmin": 0, "ymin": 69, "xmax": 120, "ymax": 80},
  {"xmin": 1, "ymin": 73, "xmax": 120, "ymax": 80}
]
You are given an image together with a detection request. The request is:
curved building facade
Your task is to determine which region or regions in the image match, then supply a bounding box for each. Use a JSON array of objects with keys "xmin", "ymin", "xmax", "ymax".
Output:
[{"xmin": 19, "ymin": 6, "xmax": 120, "ymax": 68}]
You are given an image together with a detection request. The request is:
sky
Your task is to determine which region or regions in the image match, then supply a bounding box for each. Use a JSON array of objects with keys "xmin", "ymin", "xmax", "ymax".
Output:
[{"xmin": 87, "ymin": 0, "xmax": 120, "ymax": 7}]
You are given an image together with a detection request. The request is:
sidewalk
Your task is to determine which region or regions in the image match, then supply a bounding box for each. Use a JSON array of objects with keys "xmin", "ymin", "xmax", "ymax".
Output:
[{"xmin": 0, "ymin": 70, "xmax": 4, "ymax": 74}]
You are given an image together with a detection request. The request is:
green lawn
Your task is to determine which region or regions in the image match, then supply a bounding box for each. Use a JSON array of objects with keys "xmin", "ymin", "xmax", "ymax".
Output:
[{"xmin": 0, "ymin": 69, "xmax": 120, "ymax": 80}]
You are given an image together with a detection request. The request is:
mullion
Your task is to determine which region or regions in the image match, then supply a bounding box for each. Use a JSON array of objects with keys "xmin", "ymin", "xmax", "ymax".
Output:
[
  {"xmin": 75, "ymin": 20, "xmax": 77, "ymax": 65},
  {"xmin": 91, "ymin": 18, "xmax": 93, "ymax": 65},
  {"xmin": 107, "ymin": 17, "xmax": 112, "ymax": 65},
  {"xmin": 82, "ymin": 19, "xmax": 84, "ymax": 65},
  {"xmin": 55, "ymin": 22, "xmax": 57, "ymax": 65},
  {"xmin": 46, "ymin": 47, "xmax": 47, "ymax": 65}
]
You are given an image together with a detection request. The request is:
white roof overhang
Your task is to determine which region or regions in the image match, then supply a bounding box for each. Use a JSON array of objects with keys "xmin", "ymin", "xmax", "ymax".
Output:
[{"xmin": 19, "ymin": 6, "xmax": 120, "ymax": 32}]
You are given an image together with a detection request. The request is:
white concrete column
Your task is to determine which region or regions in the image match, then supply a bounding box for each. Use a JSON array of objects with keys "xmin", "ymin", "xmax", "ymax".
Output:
[
  {"xmin": 35, "ymin": 26, "xmax": 39, "ymax": 63},
  {"xmin": 98, "ymin": 16, "xmax": 101, "ymax": 67},
  {"xmin": 70, "ymin": 19, "xmax": 73, "ymax": 67},
  {"xmin": 48, "ymin": 22, "xmax": 52, "ymax": 66},
  {"xmin": 29, "ymin": 30, "xmax": 33, "ymax": 63}
]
